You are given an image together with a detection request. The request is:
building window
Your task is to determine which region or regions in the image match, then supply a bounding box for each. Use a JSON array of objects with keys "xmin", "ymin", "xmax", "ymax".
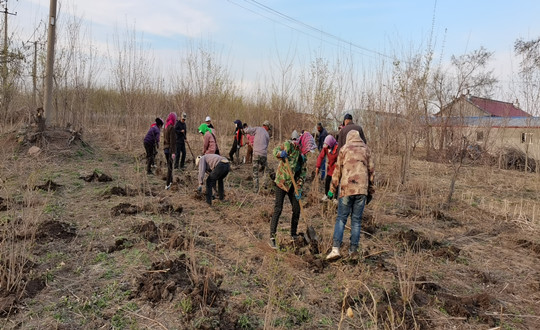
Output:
[
  {"xmin": 521, "ymin": 132, "xmax": 533, "ymax": 144},
  {"xmin": 476, "ymin": 131, "xmax": 484, "ymax": 141}
]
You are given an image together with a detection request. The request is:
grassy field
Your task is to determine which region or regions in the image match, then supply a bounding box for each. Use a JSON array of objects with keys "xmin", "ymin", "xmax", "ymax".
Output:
[{"xmin": 0, "ymin": 127, "xmax": 539, "ymax": 329}]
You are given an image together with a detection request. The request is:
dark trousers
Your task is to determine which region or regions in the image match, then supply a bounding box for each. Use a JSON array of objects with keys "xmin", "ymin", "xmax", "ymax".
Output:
[
  {"xmin": 206, "ymin": 162, "xmax": 230, "ymax": 204},
  {"xmin": 270, "ymin": 185, "xmax": 300, "ymax": 238},
  {"xmin": 144, "ymin": 142, "xmax": 156, "ymax": 174},
  {"xmin": 324, "ymin": 175, "xmax": 332, "ymax": 195},
  {"xmin": 175, "ymin": 141, "xmax": 186, "ymax": 169},
  {"xmin": 165, "ymin": 149, "xmax": 173, "ymax": 186},
  {"xmin": 229, "ymin": 139, "xmax": 240, "ymax": 163}
]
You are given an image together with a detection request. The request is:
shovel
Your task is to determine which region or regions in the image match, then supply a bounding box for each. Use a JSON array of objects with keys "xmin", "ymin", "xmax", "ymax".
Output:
[
  {"xmin": 284, "ymin": 158, "xmax": 319, "ymax": 252},
  {"xmin": 185, "ymin": 139, "xmax": 196, "ymax": 167}
]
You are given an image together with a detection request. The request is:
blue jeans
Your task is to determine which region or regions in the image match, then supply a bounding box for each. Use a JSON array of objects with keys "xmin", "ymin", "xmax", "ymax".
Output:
[
  {"xmin": 320, "ymin": 155, "xmax": 326, "ymax": 180},
  {"xmin": 332, "ymin": 194, "xmax": 366, "ymax": 252}
]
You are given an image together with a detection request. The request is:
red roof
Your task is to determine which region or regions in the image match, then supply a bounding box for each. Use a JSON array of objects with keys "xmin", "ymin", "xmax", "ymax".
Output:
[{"xmin": 468, "ymin": 96, "xmax": 530, "ymax": 117}]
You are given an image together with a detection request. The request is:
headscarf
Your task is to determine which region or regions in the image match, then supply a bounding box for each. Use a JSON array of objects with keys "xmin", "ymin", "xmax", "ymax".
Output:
[
  {"xmin": 323, "ymin": 135, "xmax": 337, "ymax": 148},
  {"xmin": 198, "ymin": 123, "xmax": 212, "ymax": 135},
  {"xmin": 297, "ymin": 132, "xmax": 317, "ymax": 155},
  {"xmin": 165, "ymin": 112, "xmax": 177, "ymax": 128}
]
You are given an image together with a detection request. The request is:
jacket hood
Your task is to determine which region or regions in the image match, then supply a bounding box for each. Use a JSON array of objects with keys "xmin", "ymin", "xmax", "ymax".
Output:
[
  {"xmin": 345, "ymin": 130, "xmax": 363, "ymax": 145},
  {"xmin": 198, "ymin": 123, "xmax": 212, "ymax": 135}
]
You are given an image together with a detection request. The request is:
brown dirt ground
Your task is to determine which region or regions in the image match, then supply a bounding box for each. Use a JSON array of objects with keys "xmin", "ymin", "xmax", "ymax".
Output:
[{"xmin": 0, "ymin": 128, "xmax": 539, "ymax": 329}]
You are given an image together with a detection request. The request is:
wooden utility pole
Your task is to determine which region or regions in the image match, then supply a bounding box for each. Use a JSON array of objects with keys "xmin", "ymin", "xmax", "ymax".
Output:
[
  {"xmin": 1, "ymin": 1, "xmax": 16, "ymax": 120},
  {"xmin": 32, "ymin": 41, "xmax": 37, "ymax": 108},
  {"xmin": 43, "ymin": 0, "xmax": 57, "ymax": 126}
]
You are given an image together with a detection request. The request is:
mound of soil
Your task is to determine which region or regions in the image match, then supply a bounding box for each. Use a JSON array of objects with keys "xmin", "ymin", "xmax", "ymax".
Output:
[
  {"xmin": 34, "ymin": 180, "xmax": 63, "ymax": 192},
  {"xmin": 79, "ymin": 170, "xmax": 113, "ymax": 182},
  {"xmin": 36, "ymin": 220, "xmax": 76, "ymax": 242},
  {"xmin": 0, "ymin": 197, "xmax": 6, "ymax": 211},
  {"xmin": 132, "ymin": 257, "xmax": 223, "ymax": 308},
  {"xmin": 111, "ymin": 203, "xmax": 140, "ymax": 216},
  {"xmin": 394, "ymin": 229, "xmax": 441, "ymax": 251},
  {"xmin": 516, "ymin": 239, "xmax": 540, "ymax": 256}
]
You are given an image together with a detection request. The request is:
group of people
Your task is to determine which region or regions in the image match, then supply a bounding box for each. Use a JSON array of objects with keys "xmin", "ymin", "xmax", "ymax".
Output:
[{"xmin": 143, "ymin": 112, "xmax": 374, "ymax": 261}]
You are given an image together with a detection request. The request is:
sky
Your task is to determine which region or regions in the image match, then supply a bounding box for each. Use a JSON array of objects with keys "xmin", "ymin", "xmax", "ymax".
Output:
[{"xmin": 6, "ymin": 0, "xmax": 540, "ymax": 96}]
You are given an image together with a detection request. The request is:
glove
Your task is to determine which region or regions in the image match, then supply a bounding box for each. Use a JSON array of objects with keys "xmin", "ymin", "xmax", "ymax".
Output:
[
  {"xmin": 279, "ymin": 150, "xmax": 288, "ymax": 161},
  {"xmin": 327, "ymin": 191, "xmax": 334, "ymax": 199},
  {"xmin": 295, "ymin": 191, "xmax": 302, "ymax": 200},
  {"xmin": 366, "ymin": 194, "xmax": 373, "ymax": 205},
  {"xmin": 197, "ymin": 185, "xmax": 203, "ymax": 193}
]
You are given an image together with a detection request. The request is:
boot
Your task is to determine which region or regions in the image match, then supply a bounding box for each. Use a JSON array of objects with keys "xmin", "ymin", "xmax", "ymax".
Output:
[
  {"xmin": 326, "ymin": 247, "xmax": 341, "ymax": 261},
  {"xmin": 269, "ymin": 238, "xmax": 277, "ymax": 250}
]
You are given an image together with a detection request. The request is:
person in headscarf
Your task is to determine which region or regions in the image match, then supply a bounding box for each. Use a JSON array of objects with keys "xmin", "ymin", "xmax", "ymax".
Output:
[
  {"xmin": 198, "ymin": 123, "xmax": 219, "ymax": 155},
  {"xmin": 163, "ymin": 112, "xmax": 177, "ymax": 189},
  {"xmin": 316, "ymin": 135, "xmax": 338, "ymax": 200}
]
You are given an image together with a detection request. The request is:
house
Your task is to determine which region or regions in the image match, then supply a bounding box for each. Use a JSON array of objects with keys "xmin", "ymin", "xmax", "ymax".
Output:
[
  {"xmin": 436, "ymin": 94, "xmax": 531, "ymax": 118},
  {"xmin": 432, "ymin": 94, "xmax": 540, "ymax": 161}
]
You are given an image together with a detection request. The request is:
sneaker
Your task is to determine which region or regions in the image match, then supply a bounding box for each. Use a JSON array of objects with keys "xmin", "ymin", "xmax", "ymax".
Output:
[
  {"xmin": 326, "ymin": 247, "xmax": 341, "ymax": 261},
  {"xmin": 321, "ymin": 195, "xmax": 328, "ymax": 202},
  {"xmin": 269, "ymin": 238, "xmax": 277, "ymax": 250},
  {"xmin": 165, "ymin": 184, "xmax": 171, "ymax": 190}
]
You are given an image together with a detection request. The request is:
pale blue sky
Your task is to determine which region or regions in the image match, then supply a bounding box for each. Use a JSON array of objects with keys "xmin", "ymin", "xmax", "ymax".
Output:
[{"xmin": 8, "ymin": 0, "xmax": 540, "ymax": 91}]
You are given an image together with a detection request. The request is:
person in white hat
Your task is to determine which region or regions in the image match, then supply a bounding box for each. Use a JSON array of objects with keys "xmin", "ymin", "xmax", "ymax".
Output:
[{"xmin": 205, "ymin": 116, "xmax": 214, "ymax": 129}]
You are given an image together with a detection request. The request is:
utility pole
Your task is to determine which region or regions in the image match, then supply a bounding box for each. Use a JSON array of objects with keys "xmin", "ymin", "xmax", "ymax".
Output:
[
  {"xmin": 43, "ymin": 0, "xmax": 57, "ymax": 126},
  {"xmin": 1, "ymin": 0, "xmax": 16, "ymax": 120},
  {"xmin": 32, "ymin": 41, "xmax": 37, "ymax": 108}
]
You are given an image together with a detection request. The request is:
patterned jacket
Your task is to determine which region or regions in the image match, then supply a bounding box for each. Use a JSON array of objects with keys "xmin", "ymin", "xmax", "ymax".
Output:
[
  {"xmin": 330, "ymin": 130, "xmax": 374, "ymax": 198},
  {"xmin": 273, "ymin": 140, "xmax": 307, "ymax": 193}
]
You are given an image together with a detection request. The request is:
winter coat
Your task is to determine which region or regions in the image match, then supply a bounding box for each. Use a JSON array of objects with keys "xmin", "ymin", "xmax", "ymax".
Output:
[
  {"xmin": 337, "ymin": 122, "xmax": 367, "ymax": 152},
  {"xmin": 317, "ymin": 128, "xmax": 328, "ymax": 150},
  {"xmin": 273, "ymin": 140, "xmax": 307, "ymax": 193},
  {"xmin": 163, "ymin": 125, "xmax": 176, "ymax": 153},
  {"xmin": 144, "ymin": 125, "xmax": 161, "ymax": 147},
  {"xmin": 316, "ymin": 144, "xmax": 338, "ymax": 176},
  {"xmin": 330, "ymin": 130, "xmax": 374, "ymax": 198},
  {"xmin": 175, "ymin": 120, "xmax": 187, "ymax": 143},
  {"xmin": 244, "ymin": 126, "xmax": 270, "ymax": 157}
]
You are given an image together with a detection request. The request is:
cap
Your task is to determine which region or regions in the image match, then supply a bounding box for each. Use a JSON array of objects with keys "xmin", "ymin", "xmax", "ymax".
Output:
[
  {"xmin": 344, "ymin": 113, "xmax": 353, "ymax": 120},
  {"xmin": 182, "ymin": 112, "xmax": 187, "ymax": 119},
  {"xmin": 262, "ymin": 120, "xmax": 271, "ymax": 127},
  {"xmin": 205, "ymin": 116, "xmax": 211, "ymax": 122}
]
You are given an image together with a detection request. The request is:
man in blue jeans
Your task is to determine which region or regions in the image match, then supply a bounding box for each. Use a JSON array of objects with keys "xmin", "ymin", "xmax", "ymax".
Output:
[{"xmin": 326, "ymin": 130, "xmax": 374, "ymax": 260}]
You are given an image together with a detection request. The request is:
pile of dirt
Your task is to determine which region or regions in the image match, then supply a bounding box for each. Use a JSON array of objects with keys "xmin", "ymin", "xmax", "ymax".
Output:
[
  {"xmin": 111, "ymin": 202, "xmax": 140, "ymax": 216},
  {"xmin": 79, "ymin": 170, "xmax": 113, "ymax": 182},
  {"xmin": 34, "ymin": 180, "xmax": 63, "ymax": 192},
  {"xmin": 35, "ymin": 220, "xmax": 76, "ymax": 242}
]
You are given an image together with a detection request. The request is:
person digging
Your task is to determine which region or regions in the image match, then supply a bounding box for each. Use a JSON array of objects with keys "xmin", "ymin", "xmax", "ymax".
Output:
[
  {"xmin": 269, "ymin": 130, "xmax": 316, "ymax": 249},
  {"xmin": 196, "ymin": 154, "xmax": 230, "ymax": 206},
  {"xmin": 326, "ymin": 130, "xmax": 374, "ymax": 261}
]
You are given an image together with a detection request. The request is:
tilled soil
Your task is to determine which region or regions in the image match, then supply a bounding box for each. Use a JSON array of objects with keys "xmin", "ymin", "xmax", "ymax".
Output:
[{"xmin": 0, "ymin": 132, "xmax": 539, "ymax": 329}]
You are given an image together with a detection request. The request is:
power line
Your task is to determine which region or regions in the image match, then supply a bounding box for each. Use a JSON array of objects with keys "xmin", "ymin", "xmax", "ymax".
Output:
[{"xmin": 228, "ymin": 0, "xmax": 397, "ymax": 61}]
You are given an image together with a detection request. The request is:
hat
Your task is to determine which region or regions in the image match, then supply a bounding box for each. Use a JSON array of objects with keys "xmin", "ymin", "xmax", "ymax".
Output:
[
  {"xmin": 344, "ymin": 113, "xmax": 353, "ymax": 120},
  {"xmin": 205, "ymin": 116, "xmax": 211, "ymax": 122},
  {"xmin": 155, "ymin": 117, "xmax": 164, "ymax": 127},
  {"xmin": 291, "ymin": 130, "xmax": 299, "ymax": 140},
  {"xmin": 182, "ymin": 112, "xmax": 187, "ymax": 119},
  {"xmin": 262, "ymin": 120, "xmax": 271, "ymax": 127},
  {"xmin": 196, "ymin": 155, "xmax": 202, "ymax": 167}
]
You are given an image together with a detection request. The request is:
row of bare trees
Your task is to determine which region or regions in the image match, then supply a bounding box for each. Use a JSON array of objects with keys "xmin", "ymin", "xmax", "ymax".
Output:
[{"xmin": 2, "ymin": 6, "xmax": 540, "ymax": 177}]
